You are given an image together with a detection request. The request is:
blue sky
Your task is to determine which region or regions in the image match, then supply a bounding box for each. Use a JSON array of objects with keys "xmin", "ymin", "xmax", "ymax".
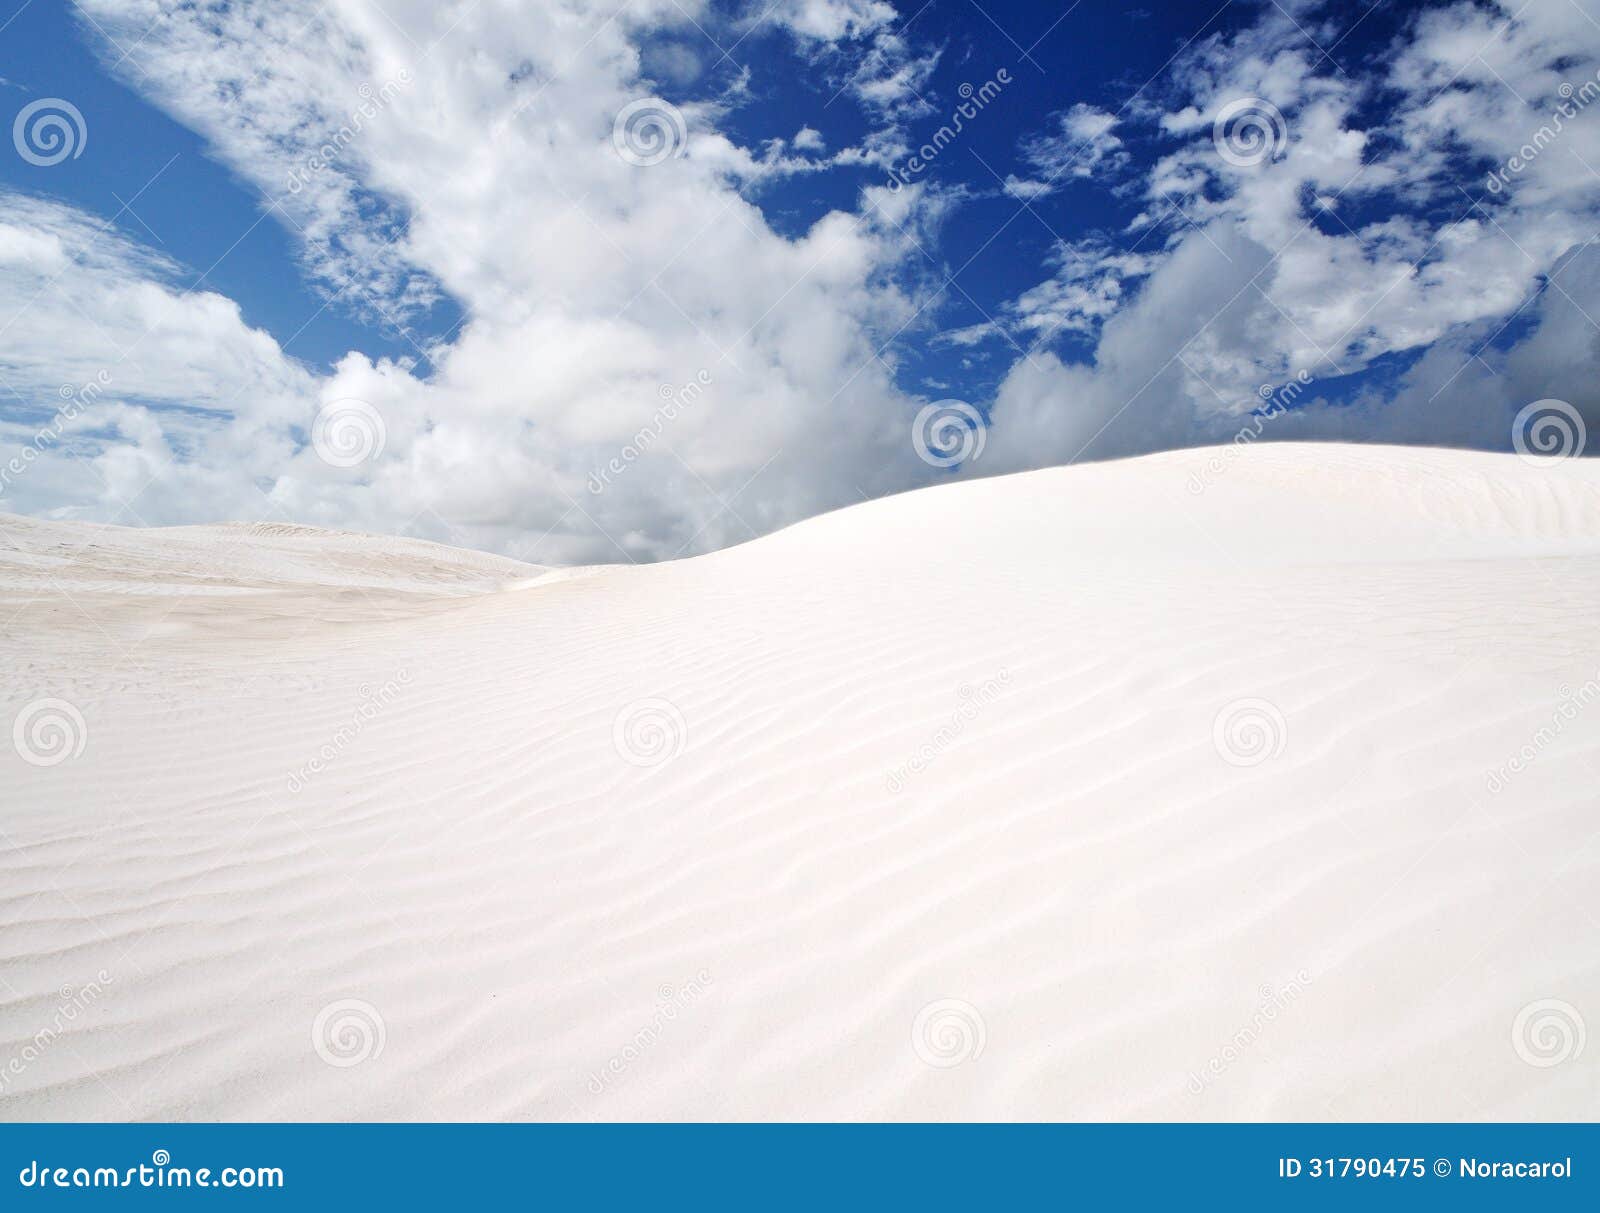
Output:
[
  {"xmin": 1, "ymin": 0, "xmax": 1597, "ymax": 561},
  {"xmin": 0, "ymin": 0, "xmax": 459, "ymax": 372}
]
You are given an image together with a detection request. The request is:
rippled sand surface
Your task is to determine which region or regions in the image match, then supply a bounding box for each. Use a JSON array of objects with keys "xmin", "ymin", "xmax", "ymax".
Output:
[{"xmin": 3, "ymin": 444, "xmax": 1597, "ymax": 1120}]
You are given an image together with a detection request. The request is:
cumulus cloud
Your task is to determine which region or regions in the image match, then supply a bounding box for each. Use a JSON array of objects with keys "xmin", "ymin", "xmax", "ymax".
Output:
[
  {"xmin": 0, "ymin": 0, "xmax": 958, "ymax": 561},
  {"xmin": 2, "ymin": 0, "xmax": 1597, "ymax": 562},
  {"xmin": 983, "ymin": 0, "xmax": 1600, "ymax": 466},
  {"xmin": 0, "ymin": 191, "xmax": 320, "ymax": 522}
]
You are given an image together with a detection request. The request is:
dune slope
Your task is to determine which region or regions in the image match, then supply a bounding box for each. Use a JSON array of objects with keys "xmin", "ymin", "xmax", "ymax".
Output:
[{"xmin": 2, "ymin": 443, "xmax": 1598, "ymax": 1120}]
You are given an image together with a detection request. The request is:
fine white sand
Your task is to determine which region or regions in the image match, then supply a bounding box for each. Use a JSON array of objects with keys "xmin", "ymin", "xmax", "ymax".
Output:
[{"xmin": 2, "ymin": 443, "xmax": 1597, "ymax": 1120}]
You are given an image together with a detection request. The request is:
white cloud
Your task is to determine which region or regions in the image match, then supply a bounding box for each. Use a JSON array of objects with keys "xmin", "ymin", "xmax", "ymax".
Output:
[
  {"xmin": 981, "ymin": 0, "xmax": 1600, "ymax": 462},
  {"xmin": 0, "ymin": 192, "xmax": 315, "ymax": 414},
  {"xmin": 760, "ymin": 0, "xmax": 896, "ymax": 44},
  {"xmin": 1013, "ymin": 245, "xmax": 1157, "ymax": 340},
  {"xmin": 1006, "ymin": 104, "xmax": 1128, "ymax": 199},
  {"xmin": 5, "ymin": 0, "xmax": 1598, "ymax": 561},
  {"xmin": 1001, "ymin": 176, "xmax": 1053, "ymax": 200},
  {"xmin": 2, "ymin": 0, "xmax": 958, "ymax": 561}
]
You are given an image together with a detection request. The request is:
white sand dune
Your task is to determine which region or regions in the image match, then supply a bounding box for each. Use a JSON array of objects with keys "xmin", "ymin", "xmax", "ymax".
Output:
[{"xmin": 2, "ymin": 443, "xmax": 1598, "ymax": 1121}]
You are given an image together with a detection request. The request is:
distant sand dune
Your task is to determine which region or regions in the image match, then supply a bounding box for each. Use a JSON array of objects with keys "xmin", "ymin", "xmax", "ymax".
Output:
[{"xmin": 2, "ymin": 444, "xmax": 1597, "ymax": 1120}]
